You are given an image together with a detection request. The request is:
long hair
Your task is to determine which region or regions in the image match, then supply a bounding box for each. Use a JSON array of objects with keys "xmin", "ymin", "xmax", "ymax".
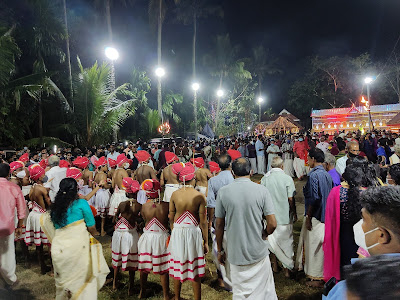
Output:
[{"xmin": 50, "ymin": 178, "xmax": 79, "ymax": 227}]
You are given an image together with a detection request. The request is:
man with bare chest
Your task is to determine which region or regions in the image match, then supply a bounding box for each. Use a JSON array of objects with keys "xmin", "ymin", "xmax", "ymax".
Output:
[
  {"xmin": 134, "ymin": 151, "xmax": 157, "ymax": 204},
  {"xmin": 160, "ymin": 151, "xmax": 180, "ymax": 202},
  {"xmin": 192, "ymin": 157, "xmax": 211, "ymax": 196},
  {"xmin": 168, "ymin": 163, "xmax": 208, "ymax": 300},
  {"xmin": 94, "ymin": 157, "xmax": 112, "ymax": 236},
  {"xmin": 25, "ymin": 164, "xmax": 51, "ymax": 274},
  {"xmin": 111, "ymin": 177, "xmax": 142, "ymax": 295},
  {"xmin": 73, "ymin": 156, "xmax": 95, "ymax": 206},
  {"xmin": 109, "ymin": 154, "xmax": 130, "ymax": 216},
  {"xmin": 137, "ymin": 179, "xmax": 170, "ymax": 299}
]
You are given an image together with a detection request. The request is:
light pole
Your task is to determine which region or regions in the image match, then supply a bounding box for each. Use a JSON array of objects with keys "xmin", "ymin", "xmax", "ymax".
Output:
[
  {"xmin": 105, "ymin": 46, "xmax": 119, "ymax": 142},
  {"xmin": 216, "ymin": 89, "xmax": 224, "ymax": 131},
  {"xmin": 155, "ymin": 67, "xmax": 165, "ymax": 123},
  {"xmin": 192, "ymin": 82, "xmax": 200, "ymax": 140},
  {"xmin": 257, "ymin": 97, "xmax": 264, "ymax": 122},
  {"xmin": 364, "ymin": 76, "xmax": 375, "ymax": 131}
]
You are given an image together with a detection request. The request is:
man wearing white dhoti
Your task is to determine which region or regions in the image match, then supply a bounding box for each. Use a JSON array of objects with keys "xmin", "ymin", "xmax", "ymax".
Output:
[
  {"xmin": 266, "ymin": 139, "xmax": 280, "ymax": 172},
  {"xmin": 281, "ymin": 139, "xmax": 295, "ymax": 177},
  {"xmin": 261, "ymin": 157, "xmax": 297, "ymax": 277},
  {"xmin": 295, "ymin": 148, "xmax": 333, "ymax": 287},
  {"xmin": 216, "ymin": 158, "xmax": 278, "ymax": 300},
  {"xmin": 256, "ymin": 135, "xmax": 266, "ymax": 174},
  {"xmin": 293, "ymin": 136, "xmax": 309, "ymax": 180}
]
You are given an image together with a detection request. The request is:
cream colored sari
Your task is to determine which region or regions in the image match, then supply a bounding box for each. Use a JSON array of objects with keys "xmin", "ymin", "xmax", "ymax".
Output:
[{"xmin": 41, "ymin": 213, "xmax": 109, "ymax": 300}]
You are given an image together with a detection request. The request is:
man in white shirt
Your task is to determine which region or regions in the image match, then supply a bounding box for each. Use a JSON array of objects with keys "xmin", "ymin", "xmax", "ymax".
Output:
[
  {"xmin": 106, "ymin": 144, "xmax": 120, "ymax": 168},
  {"xmin": 266, "ymin": 138, "xmax": 280, "ymax": 172},
  {"xmin": 44, "ymin": 156, "xmax": 67, "ymax": 202},
  {"xmin": 335, "ymin": 141, "xmax": 360, "ymax": 176},
  {"xmin": 255, "ymin": 135, "xmax": 266, "ymax": 174},
  {"xmin": 316, "ymin": 136, "xmax": 330, "ymax": 153}
]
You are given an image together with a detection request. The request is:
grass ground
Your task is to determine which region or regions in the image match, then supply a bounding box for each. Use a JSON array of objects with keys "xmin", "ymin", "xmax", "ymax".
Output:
[{"xmin": 2, "ymin": 175, "xmax": 323, "ymax": 300}]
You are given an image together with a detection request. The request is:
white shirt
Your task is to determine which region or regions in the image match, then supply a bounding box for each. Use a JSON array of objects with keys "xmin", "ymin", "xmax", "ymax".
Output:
[
  {"xmin": 396, "ymin": 138, "xmax": 400, "ymax": 146},
  {"xmin": 44, "ymin": 166, "xmax": 67, "ymax": 202},
  {"xmin": 266, "ymin": 144, "xmax": 280, "ymax": 157},
  {"xmin": 316, "ymin": 141, "xmax": 330, "ymax": 153},
  {"xmin": 335, "ymin": 155, "xmax": 348, "ymax": 176},
  {"xmin": 255, "ymin": 140, "xmax": 265, "ymax": 157}
]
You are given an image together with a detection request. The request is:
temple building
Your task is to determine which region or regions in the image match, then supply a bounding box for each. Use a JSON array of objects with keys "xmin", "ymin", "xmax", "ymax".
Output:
[
  {"xmin": 311, "ymin": 103, "xmax": 400, "ymax": 133},
  {"xmin": 255, "ymin": 109, "xmax": 302, "ymax": 135}
]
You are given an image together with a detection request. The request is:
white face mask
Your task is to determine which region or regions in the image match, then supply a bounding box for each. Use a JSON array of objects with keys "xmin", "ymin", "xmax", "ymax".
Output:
[
  {"xmin": 16, "ymin": 170, "xmax": 26, "ymax": 179},
  {"xmin": 353, "ymin": 220, "xmax": 380, "ymax": 254}
]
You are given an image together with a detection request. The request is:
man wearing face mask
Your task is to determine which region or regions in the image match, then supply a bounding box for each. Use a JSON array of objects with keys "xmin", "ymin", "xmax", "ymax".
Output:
[
  {"xmin": 325, "ymin": 185, "xmax": 400, "ymax": 299},
  {"xmin": 266, "ymin": 138, "xmax": 280, "ymax": 172},
  {"xmin": 247, "ymin": 140, "xmax": 257, "ymax": 174},
  {"xmin": 335, "ymin": 141, "xmax": 360, "ymax": 176},
  {"xmin": 43, "ymin": 155, "xmax": 67, "ymax": 203},
  {"xmin": 293, "ymin": 135, "xmax": 309, "ymax": 180}
]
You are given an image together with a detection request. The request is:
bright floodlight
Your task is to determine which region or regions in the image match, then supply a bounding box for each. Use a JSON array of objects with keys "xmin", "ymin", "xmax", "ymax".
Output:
[
  {"xmin": 258, "ymin": 97, "xmax": 264, "ymax": 104},
  {"xmin": 364, "ymin": 77, "xmax": 374, "ymax": 84},
  {"xmin": 247, "ymin": 126, "xmax": 251, "ymax": 130},
  {"xmin": 105, "ymin": 47, "xmax": 119, "ymax": 60},
  {"xmin": 155, "ymin": 67, "xmax": 165, "ymax": 77},
  {"xmin": 217, "ymin": 89, "xmax": 224, "ymax": 97},
  {"xmin": 192, "ymin": 82, "xmax": 200, "ymax": 91}
]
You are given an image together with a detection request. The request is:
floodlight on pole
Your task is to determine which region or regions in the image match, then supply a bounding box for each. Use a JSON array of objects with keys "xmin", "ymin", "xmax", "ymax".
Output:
[
  {"xmin": 257, "ymin": 97, "xmax": 264, "ymax": 122},
  {"xmin": 247, "ymin": 126, "xmax": 251, "ymax": 130},
  {"xmin": 217, "ymin": 89, "xmax": 224, "ymax": 97},
  {"xmin": 155, "ymin": 67, "xmax": 165, "ymax": 78},
  {"xmin": 105, "ymin": 47, "xmax": 119, "ymax": 61},
  {"xmin": 363, "ymin": 76, "xmax": 375, "ymax": 131},
  {"xmin": 257, "ymin": 97, "xmax": 264, "ymax": 104},
  {"xmin": 364, "ymin": 77, "xmax": 374, "ymax": 85},
  {"xmin": 192, "ymin": 82, "xmax": 200, "ymax": 91}
]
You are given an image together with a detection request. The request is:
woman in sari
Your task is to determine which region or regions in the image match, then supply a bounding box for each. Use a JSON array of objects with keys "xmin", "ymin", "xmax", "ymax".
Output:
[{"xmin": 40, "ymin": 178, "xmax": 109, "ymax": 300}]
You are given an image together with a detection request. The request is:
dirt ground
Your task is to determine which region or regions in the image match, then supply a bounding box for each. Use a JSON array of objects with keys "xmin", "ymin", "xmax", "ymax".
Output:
[{"xmin": 2, "ymin": 175, "xmax": 323, "ymax": 300}]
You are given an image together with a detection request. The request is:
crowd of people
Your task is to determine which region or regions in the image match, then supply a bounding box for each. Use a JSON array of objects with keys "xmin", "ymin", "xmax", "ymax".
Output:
[{"xmin": 1, "ymin": 128, "xmax": 400, "ymax": 299}]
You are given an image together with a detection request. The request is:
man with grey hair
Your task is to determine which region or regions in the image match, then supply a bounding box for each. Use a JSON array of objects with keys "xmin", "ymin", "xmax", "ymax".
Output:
[
  {"xmin": 335, "ymin": 141, "xmax": 360, "ymax": 176},
  {"xmin": 261, "ymin": 156, "xmax": 296, "ymax": 277},
  {"xmin": 324, "ymin": 153, "xmax": 341, "ymax": 186},
  {"xmin": 389, "ymin": 144, "xmax": 400, "ymax": 165},
  {"xmin": 44, "ymin": 155, "xmax": 66, "ymax": 202}
]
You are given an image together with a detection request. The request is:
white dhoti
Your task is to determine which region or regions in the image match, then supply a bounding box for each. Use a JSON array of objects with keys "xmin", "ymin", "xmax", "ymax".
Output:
[
  {"xmin": 108, "ymin": 190, "xmax": 128, "ymax": 216},
  {"xmin": 283, "ymin": 159, "xmax": 295, "ymax": 178},
  {"xmin": 111, "ymin": 217, "xmax": 139, "ymax": 271},
  {"xmin": 138, "ymin": 218, "xmax": 170, "ymax": 274},
  {"xmin": 230, "ymin": 256, "xmax": 277, "ymax": 300},
  {"xmin": 163, "ymin": 184, "xmax": 180, "ymax": 203},
  {"xmin": 195, "ymin": 185, "xmax": 207, "ymax": 196},
  {"xmin": 257, "ymin": 156, "xmax": 266, "ymax": 175},
  {"xmin": 295, "ymin": 217, "xmax": 325, "ymax": 279},
  {"xmin": 267, "ymin": 154, "xmax": 278, "ymax": 172},
  {"xmin": 80, "ymin": 185, "xmax": 96, "ymax": 206},
  {"xmin": 24, "ymin": 202, "xmax": 49, "ymax": 246},
  {"xmin": 168, "ymin": 211, "xmax": 205, "ymax": 282},
  {"xmin": 211, "ymin": 227, "xmax": 232, "ymax": 289},
  {"xmin": 0, "ymin": 233, "xmax": 17, "ymax": 287},
  {"xmin": 95, "ymin": 189, "xmax": 110, "ymax": 218},
  {"xmin": 268, "ymin": 224, "xmax": 294, "ymax": 270},
  {"xmin": 293, "ymin": 158, "xmax": 306, "ymax": 179},
  {"xmin": 249, "ymin": 158, "xmax": 257, "ymax": 174}
]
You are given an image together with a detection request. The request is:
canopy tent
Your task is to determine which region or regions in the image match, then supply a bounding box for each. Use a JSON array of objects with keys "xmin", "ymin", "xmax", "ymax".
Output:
[
  {"xmin": 201, "ymin": 123, "xmax": 215, "ymax": 139},
  {"xmin": 265, "ymin": 116, "xmax": 302, "ymax": 135}
]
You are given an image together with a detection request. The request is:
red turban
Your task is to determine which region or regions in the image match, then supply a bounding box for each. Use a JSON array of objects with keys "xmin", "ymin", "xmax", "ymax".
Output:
[
  {"xmin": 179, "ymin": 162, "xmax": 196, "ymax": 182},
  {"xmin": 123, "ymin": 177, "xmax": 140, "ymax": 194},
  {"xmin": 209, "ymin": 161, "xmax": 221, "ymax": 174},
  {"xmin": 73, "ymin": 156, "xmax": 90, "ymax": 169},
  {"xmin": 29, "ymin": 164, "xmax": 45, "ymax": 181},
  {"xmin": 9, "ymin": 161, "xmax": 24, "ymax": 173},
  {"xmin": 39, "ymin": 159, "xmax": 48, "ymax": 169},
  {"xmin": 66, "ymin": 167, "xmax": 83, "ymax": 180},
  {"xmin": 94, "ymin": 156, "xmax": 107, "ymax": 168},
  {"xmin": 116, "ymin": 154, "xmax": 129, "ymax": 167},
  {"xmin": 108, "ymin": 158, "xmax": 117, "ymax": 168},
  {"xmin": 19, "ymin": 153, "xmax": 29, "ymax": 163},
  {"xmin": 134, "ymin": 150, "xmax": 151, "ymax": 163},
  {"xmin": 172, "ymin": 162, "xmax": 185, "ymax": 175},
  {"xmin": 227, "ymin": 149, "xmax": 242, "ymax": 161},
  {"xmin": 142, "ymin": 179, "xmax": 161, "ymax": 199},
  {"xmin": 192, "ymin": 157, "xmax": 205, "ymax": 168},
  {"xmin": 59, "ymin": 160, "xmax": 70, "ymax": 168},
  {"xmin": 165, "ymin": 151, "xmax": 178, "ymax": 164}
]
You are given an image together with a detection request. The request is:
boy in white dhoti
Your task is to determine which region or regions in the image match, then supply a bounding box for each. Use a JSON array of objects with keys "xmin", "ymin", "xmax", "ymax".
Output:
[
  {"xmin": 169, "ymin": 163, "xmax": 208, "ymax": 300},
  {"xmin": 111, "ymin": 177, "xmax": 141, "ymax": 295},
  {"xmin": 160, "ymin": 151, "xmax": 180, "ymax": 202},
  {"xmin": 193, "ymin": 157, "xmax": 211, "ymax": 196},
  {"xmin": 93, "ymin": 156, "xmax": 111, "ymax": 236},
  {"xmin": 109, "ymin": 154, "xmax": 130, "ymax": 216},
  {"xmin": 138, "ymin": 179, "xmax": 170, "ymax": 299}
]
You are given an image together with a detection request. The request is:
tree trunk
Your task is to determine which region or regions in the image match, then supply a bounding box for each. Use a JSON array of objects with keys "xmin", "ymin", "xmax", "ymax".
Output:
[
  {"xmin": 215, "ymin": 75, "xmax": 223, "ymax": 132},
  {"xmin": 39, "ymin": 97, "xmax": 43, "ymax": 146},
  {"xmin": 194, "ymin": 90, "xmax": 198, "ymax": 140},
  {"xmin": 63, "ymin": 0, "xmax": 73, "ymax": 110},
  {"xmin": 258, "ymin": 76, "xmax": 262, "ymax": 97},
  {"xmin": 157, "ymin": 0, "xmax": 163, "ymax": 122},
  {"xmin": 106, "ymin": 0, "xmax": 113, "ymax": 42}
]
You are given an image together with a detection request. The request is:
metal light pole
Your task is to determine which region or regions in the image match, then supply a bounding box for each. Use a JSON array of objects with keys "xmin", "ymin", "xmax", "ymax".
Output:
[
  {"xmin": 155, "ymin": 67, "xmax": 166, "ymax": 123},
  {"xmin": 105, "ymin": 46, "xmax": 119, "ymax": 142},
  {"xmin": 364, "ymin": 77, "xmax": 375, "ymax": 131},
  {"xmin": 257, "ymin": 97, "xmax": 264, "ymax": 122},
  {"xmin": 192, "ymin": 83, "xmax": 200, "ymax": 140}
]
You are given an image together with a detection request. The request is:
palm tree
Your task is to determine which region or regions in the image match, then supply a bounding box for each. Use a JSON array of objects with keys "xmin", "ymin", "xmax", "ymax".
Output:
[{"xmin": 62, "ymin": 0, "xmax": 73, "ymax": 109}]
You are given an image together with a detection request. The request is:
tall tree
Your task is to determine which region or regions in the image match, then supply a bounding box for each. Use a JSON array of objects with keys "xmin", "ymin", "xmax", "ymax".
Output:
[{"xmin": 62, "ymin": 0, "xmax": 73, "ymax": 109}]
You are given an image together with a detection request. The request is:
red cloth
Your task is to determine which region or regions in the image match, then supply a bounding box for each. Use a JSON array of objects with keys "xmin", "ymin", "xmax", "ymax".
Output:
[
  {"xmin": 94, "ymin": 156, "xmax": 107, "ymax": 167},
  {"xmin": 227, "ymin": 149, "xmax": 242, "ymax": 161},
  {"xmin": 179, "ymin": 163, "xmax": 195, "ymax": 182},
  {"xmin": 190, "ymin": 157, "xmax": 205, "ymax": 168},
  {"xmin": 209, "ymin": 161, "xmax": 220, "ymax": 174},
  {"xmin": 108, "ymin": 158, "xmax": 117, "ymax": 168},
  {"xmin": 59, "ymin": 160, "xmax": 70, "ymax": 168},
  {"xmin": 293, "ymin": 141, "xmax": 310, "ymax": 161},
  {"xmin": 142, "ymin": 179, "xmax": 160, "ymax": 199},
  {"xmin": 123, "ymin": 177, "xmax": 140, "ymax": 194},
  {"xmin": 66, "ymin": 167, "xmax": 82, "ymax": 180},
  {"xmin": 165, "ymin": 151, "xmax": 178, "ymax": 164},
  {"xmin": 39, "ymin": 159, "xmax": 48, "ymax": 169},
  {"xmin": 116, "ymin": 154, "xmax": 129, "ymax": 167},
  {"xmin": 172, "ymin": 162, "xmax": 185, "ymax": 175},
  {"xmin": 9, "ymin": 161, "xmax": 24, "ymax": 173},
  {"xmin": 134, "ymin": 150, "xmax": 151, "ymax": 163},
  {"xmin": 323, "ymin": 185, "xmax": 341, "ymax": 282},
  {"xmin": 28, "ymin": 164, "xmax": 45, "ymax": 181},
  {"xmin": 73, "ymin": 156, "xmax": 90, "ymax": 169},
  {"xmin": 19, "ymin": 153, "xmax": 29, "ymax": 163}
]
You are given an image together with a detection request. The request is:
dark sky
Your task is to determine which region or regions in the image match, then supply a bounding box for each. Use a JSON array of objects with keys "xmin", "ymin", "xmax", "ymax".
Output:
[{"xmin": 35, "ymin": 0, "xmax": 400, "ymax": 111}]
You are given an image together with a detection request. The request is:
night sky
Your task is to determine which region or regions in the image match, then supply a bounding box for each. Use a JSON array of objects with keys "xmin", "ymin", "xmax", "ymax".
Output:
[{"xmin": 11, "ymin": 0, "xmax": 400, "ymax": 112}]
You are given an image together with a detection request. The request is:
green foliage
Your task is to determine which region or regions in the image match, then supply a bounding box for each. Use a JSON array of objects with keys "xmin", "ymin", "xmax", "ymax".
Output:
[
  {"xmin": 174, "ymin": 0, "xmax": 223, "ymax": 25},
  {"xmin": 0, "ymin": 27, "xmax": 21, "ymax": 87}
]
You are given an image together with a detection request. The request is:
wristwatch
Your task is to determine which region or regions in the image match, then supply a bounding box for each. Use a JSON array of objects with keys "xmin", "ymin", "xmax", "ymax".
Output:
[{"xmin": 217, "ymin": 250, "xmax": 225, "ymax": 256}]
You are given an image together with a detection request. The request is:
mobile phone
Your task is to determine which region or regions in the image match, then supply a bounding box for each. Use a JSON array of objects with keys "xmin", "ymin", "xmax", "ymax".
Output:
[{"xmin": 323, "ymin": 277, "xmax": 337, "ymax": 296}]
